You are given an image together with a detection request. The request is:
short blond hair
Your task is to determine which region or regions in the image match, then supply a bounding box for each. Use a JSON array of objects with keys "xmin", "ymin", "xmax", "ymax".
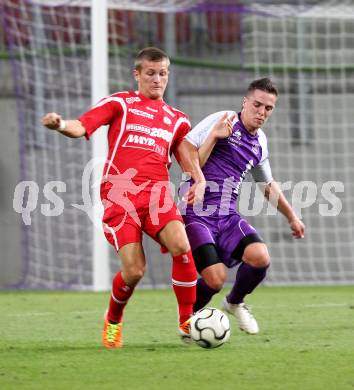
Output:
[{"xmin": 134, "ymin": 47, "xmax": 170, "ymax": 71}]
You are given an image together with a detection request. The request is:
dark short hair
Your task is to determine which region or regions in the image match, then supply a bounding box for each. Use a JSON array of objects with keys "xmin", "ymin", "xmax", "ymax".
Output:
[
  {"xmin": 247, "ymin": 77, "xmax": 278, "ymax": 97},
  {"xmin": 134, "ymin": 47, "xmax": 170, "ymax": 71}
]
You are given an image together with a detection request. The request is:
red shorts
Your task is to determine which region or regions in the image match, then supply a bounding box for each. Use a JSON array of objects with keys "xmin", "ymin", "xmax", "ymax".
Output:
[{"xmin": 101, "ymin": 181, "xmax": 183, "ymax": 251}]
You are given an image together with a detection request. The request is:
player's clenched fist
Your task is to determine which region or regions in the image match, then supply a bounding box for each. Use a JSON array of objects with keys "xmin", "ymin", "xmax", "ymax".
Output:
[{"xmin": 41, "ymin": 112, "xmax": 62, "ymax": 130}]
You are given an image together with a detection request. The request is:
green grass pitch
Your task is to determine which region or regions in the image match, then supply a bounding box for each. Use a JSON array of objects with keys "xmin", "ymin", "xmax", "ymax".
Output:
[{"xmin": 1, "ymin": 286, "xmax": 353, "ymax": 390}]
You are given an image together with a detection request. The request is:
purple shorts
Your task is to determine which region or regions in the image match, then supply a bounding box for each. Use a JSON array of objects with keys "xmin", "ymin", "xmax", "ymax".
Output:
[{"xmin": 184, "ymin": 213, "xmax": 259, "ymax": 268}]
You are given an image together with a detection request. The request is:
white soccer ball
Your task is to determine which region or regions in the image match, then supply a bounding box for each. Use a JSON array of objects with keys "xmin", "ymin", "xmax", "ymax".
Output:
[{"xmin": 190, "ymin": 307, "xmax": 231, "ymax": 348}]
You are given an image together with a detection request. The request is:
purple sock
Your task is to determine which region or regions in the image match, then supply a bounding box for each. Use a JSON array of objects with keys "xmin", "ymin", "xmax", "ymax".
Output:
[
  {"xmin": 193, "ymin": 278, "xmax": 220, "ymax": 312},
  {"xmin": 227, "ymin": 263, "xmax": 269, "ymax": 304}
]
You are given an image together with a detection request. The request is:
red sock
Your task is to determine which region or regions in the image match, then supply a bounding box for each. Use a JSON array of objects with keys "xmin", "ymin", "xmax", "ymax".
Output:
[
  {"xmin": 172, "ymin": 250, "xmax": 197, "ymax": 324},
  {"xmin": 107, "ymin": 272, "xmax": 134, "ymax": 323}
]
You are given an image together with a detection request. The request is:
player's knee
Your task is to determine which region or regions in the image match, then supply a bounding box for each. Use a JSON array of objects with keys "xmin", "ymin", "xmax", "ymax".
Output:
[
  {"xmin": 244, "ymin": 243, "xmax": 270, "ymax": 268},
  {"xmin": 159, "ymin": 221, "xmax": 191, "ymax": 255},
  {"xmin": 125, "ymin": 265, "xmax": 145, "ymax": 285},
  {"xmin": 168, "ymin": 237, "xmax": 190, "ymax": 256},
  {"xmin": 202, "ymin": 265, "xmax": 226, "ymax": 291},
  {"xmin": 250, "ymin": 253, "xmax": 270, "ymax": 268},
  {"xmin": 205, "ymin": 273, "xmax": 225, "ymax": 291},
  {"xmin": 260, "ymin": 252, "xmax": 271, "ymax": 268},
  {"xmin": 256, "ymin": 246, "xmax": 270, "ymax": 267}
]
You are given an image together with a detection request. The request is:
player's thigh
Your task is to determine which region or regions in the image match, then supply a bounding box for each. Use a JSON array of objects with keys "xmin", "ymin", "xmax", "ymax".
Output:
[
  {"xmin": 118, "ymin": 242, "xmax": 146, "ymax": 285},
  {"xmin": 242, "ymin": 242, "xmax": 270, "ymax": 268},
  {"xmin": 157, "ymin": 220, "xmax": 190, "ymax": 255}
]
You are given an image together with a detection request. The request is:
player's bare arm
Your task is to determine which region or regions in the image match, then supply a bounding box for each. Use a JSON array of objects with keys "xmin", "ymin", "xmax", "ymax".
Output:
[
  {"xmin": 263, "ymin": 180, "xmax": 305, "ymax": 239},
  {"xmin": 198, "ymin": 112, "xmax": 235, "ymax": 167},
  {"xmin": 176, "ymin": 139, "xmax": 206, "ymax": 205},
  {"xmin": 41, "ymin": 112, "xmax": 86, "ymax": 138}
]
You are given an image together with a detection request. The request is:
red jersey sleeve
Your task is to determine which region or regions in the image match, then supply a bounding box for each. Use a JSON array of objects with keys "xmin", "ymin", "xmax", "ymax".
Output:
[
  {"xmin": 79, "ymin": 96, "xmax": 123, "ymax": 140},
  {"xmin": 170, "ymin": 116, "xmax": 191, "ymax": 161}
]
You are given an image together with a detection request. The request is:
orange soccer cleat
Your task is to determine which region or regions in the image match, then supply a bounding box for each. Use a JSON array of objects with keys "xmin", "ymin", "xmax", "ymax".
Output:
[
  {"xmin": 102, "ymin": 313, "xmax": 123, "ymax": 349},
  {"xmin": 178, "ymin": 318, "xmax": 193, "ymax": 344}
]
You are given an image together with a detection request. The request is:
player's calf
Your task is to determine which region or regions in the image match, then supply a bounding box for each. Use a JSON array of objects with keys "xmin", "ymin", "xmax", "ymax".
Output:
[{"xmin": 172, "ymin": 250, "xmax": 197, "ymax": 324}]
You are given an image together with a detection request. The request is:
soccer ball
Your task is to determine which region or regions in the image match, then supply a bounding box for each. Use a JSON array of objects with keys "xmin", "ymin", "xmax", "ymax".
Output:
[{"xmin": 190, "ymin": 307, "xmax": 231, "ymax": 348}]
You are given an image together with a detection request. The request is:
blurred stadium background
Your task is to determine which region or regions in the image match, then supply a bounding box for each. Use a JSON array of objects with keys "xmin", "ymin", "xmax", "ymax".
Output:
[{"xmin": 1, "ymin": 0, "xmax": 354, "ymax": 290}]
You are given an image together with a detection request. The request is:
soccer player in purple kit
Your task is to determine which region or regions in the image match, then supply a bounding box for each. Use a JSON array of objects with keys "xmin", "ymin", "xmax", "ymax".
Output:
[{"xmin": 183, "ymin": 78, "xmax": 305, "ymax": 334}]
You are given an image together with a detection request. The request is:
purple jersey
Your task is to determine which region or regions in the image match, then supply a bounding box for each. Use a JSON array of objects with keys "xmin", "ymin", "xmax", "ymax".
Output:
[
  {"xmin": 183, "ymin": 110, "xmax": 272, "ymax": 265},
  {"xmin": 185, "ymin": 111, "xmax": 273, "ymax": 215}
]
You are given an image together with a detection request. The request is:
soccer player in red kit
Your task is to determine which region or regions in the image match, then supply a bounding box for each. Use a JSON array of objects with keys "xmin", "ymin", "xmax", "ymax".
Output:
[{"xmin": 41, "ymin": 47, "xmax": 205, "ymax": 348}]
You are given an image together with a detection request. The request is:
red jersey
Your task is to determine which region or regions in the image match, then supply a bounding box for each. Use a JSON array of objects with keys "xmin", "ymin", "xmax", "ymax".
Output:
[{"xmin": 79, "ymin": 91, "xmax": 191, "ymax": 185}]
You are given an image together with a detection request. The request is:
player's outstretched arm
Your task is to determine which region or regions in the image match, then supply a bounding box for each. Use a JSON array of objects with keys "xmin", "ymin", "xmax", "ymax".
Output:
[
  {"xmin": 198, "ymin": 112, "xmax": 235, "ymax": 167},
  {"xmin": 177, "ymin": 139, "xmax": 206, "ymax": 205},
  {"xmin": 41, "ymin": 112, "xmax": 86, "ymax": 138},
  {"xmin": 263, "ymin": 180, "xmax": 305, "ymax": 239}
]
